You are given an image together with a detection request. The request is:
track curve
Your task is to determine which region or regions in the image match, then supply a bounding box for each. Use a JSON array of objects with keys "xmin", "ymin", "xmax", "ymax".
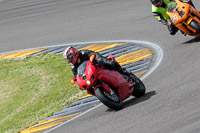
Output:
[{"xmin": 1, "ymin": 0, "xmax": 200, "ymax": 133}]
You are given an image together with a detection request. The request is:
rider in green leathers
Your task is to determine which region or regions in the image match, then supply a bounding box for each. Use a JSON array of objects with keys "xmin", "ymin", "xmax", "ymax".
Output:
[{"xmin": 150, "ymin": 0, "xmax": 196, "ymax": 35}]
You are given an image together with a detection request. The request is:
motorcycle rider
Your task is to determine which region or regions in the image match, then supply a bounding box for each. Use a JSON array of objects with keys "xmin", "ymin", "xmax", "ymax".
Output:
[
  {"xmin": 150, "ymin": 0, "xmax": 196, "ymax": 35},
  {"xmin": 63, "ymin": 46, "xmax": 135, "ymax": 82}
]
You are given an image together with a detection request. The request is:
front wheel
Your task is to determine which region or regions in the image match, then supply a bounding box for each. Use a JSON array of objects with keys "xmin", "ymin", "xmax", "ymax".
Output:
[
  {"xmin": 131, "ymin": 75, "xmax": 146, "ymax": 97},
  {"xmin": 95, "ymin": 87, "xmax": 123, "ymax": 110},
  {"xmin": 189, "ymin": 20, "xmax": 200, "ymax": 34}
]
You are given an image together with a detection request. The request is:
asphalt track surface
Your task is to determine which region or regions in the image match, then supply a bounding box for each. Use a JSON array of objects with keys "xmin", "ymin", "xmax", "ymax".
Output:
[{"xmin": 1, "ymin": 0, "xmax": 200, "ymax": 133}]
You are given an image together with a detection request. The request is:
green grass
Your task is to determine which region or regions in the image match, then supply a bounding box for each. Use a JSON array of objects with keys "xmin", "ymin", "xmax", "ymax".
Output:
[{"xmin": 0, "ymin": 54, "xmax": 87, "ymax": 133}]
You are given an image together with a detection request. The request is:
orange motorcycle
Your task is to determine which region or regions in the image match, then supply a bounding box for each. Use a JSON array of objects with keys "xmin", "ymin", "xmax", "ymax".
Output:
[{"xmin": 167, "ymin": 0, "xmax": 200, "ymax": 36}]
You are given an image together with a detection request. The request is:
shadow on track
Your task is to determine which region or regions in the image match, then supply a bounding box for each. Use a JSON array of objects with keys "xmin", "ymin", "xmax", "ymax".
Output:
[
  {"xmin": 183, "ymin": 36, "xmax": 200, "ymax": 44},
  {"xmin": 106, "ymin": 91, "xmax": 156, "ymax": 112},
  {"xmin": 123, "ymin": 90, "xmax": 156, "ymax": 108}
]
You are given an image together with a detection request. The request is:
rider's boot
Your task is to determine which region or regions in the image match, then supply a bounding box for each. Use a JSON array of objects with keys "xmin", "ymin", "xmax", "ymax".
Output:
[{"xmin": 121, "ymin": 68, "xmax": 131, "ymax": 81}]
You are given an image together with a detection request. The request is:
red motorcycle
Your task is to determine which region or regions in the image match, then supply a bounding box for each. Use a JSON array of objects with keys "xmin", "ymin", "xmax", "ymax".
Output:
[{"xmin": 71, "ymin": 54, "xmax": 146, "ymax": 110}]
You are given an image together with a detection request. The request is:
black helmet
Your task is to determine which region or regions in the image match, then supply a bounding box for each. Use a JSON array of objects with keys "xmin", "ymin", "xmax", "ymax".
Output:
[{"xmin": 150, "ymin": 0, "xmax": 162, "ymax": 7}]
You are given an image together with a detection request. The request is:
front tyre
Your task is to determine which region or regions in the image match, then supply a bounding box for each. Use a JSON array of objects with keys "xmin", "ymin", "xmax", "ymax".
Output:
[
  {"xmin": 131, "ymin": 75, "xmax": 146, "ymax": 97},
  {"xmin": 95, "ymin": 87, "xmax": 123, "ymax": 110}
]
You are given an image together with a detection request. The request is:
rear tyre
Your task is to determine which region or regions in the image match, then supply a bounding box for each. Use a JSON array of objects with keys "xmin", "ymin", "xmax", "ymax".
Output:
[
  {"xmin": 95, "ymin": 87, "xmax": 123, "ymax": 110},
  {"xmin": 131, "ymin": 75, "xmax": 146, "ymax": 97},
  {"xmin": 189, "ymin": 20, "xmax": 200, "ymax": 34}
]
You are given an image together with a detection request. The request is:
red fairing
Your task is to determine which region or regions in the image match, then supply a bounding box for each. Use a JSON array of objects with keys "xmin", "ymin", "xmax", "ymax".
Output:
[
  {"xmin": 86, "ymin": 61, "xmax": 98, "ymax": 79},
  {"xmin": 76, "ymin": 61, "xmax": 98, "ymax": 90},
  {"xmin": 98, "ymin": 69, "xmax": 131, "ymax": 100}
]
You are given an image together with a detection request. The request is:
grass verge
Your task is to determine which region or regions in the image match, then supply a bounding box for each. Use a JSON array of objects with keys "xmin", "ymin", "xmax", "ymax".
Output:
[{"xmin": 0, "ymin": 54, "xmax": 86, "ymax": 133}]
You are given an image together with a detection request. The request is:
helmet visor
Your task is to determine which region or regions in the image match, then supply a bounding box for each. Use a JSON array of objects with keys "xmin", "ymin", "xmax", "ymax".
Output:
[{"xmin": 67, "ymin": 53, "xmax": 74, "ymax": 64}]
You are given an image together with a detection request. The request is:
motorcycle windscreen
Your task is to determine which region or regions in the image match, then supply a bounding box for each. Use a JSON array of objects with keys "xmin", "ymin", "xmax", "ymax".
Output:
[
  {"xmin": 167, "ymin": 2, "xmax": 177, "ymax": 13},
  {"xmin": 77, "ymin": 61, "xmax": 87, "ymax": 77}
]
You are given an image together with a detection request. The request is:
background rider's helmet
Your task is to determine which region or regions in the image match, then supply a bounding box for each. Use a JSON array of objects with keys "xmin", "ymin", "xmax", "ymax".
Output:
[
  {"xmin": 150, "ymin": 0, "xmax": 162, "ymax": 7},
  {"xmin": 63, "ymin": 46, "xmax": 79, "ymax": 65}
]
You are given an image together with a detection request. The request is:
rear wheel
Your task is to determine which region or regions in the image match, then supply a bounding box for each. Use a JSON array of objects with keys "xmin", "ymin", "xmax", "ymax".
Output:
[
  {"xmin": 131, "ymin": 74, "xmax": 146, "ymax": 97},
  {"xmin": 95, "ymin": 87, "xmax": 123, "ymax": 110},
  {"xmin": 189, "ymin": 20, "xmax": 200, "ymax": 34}
]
